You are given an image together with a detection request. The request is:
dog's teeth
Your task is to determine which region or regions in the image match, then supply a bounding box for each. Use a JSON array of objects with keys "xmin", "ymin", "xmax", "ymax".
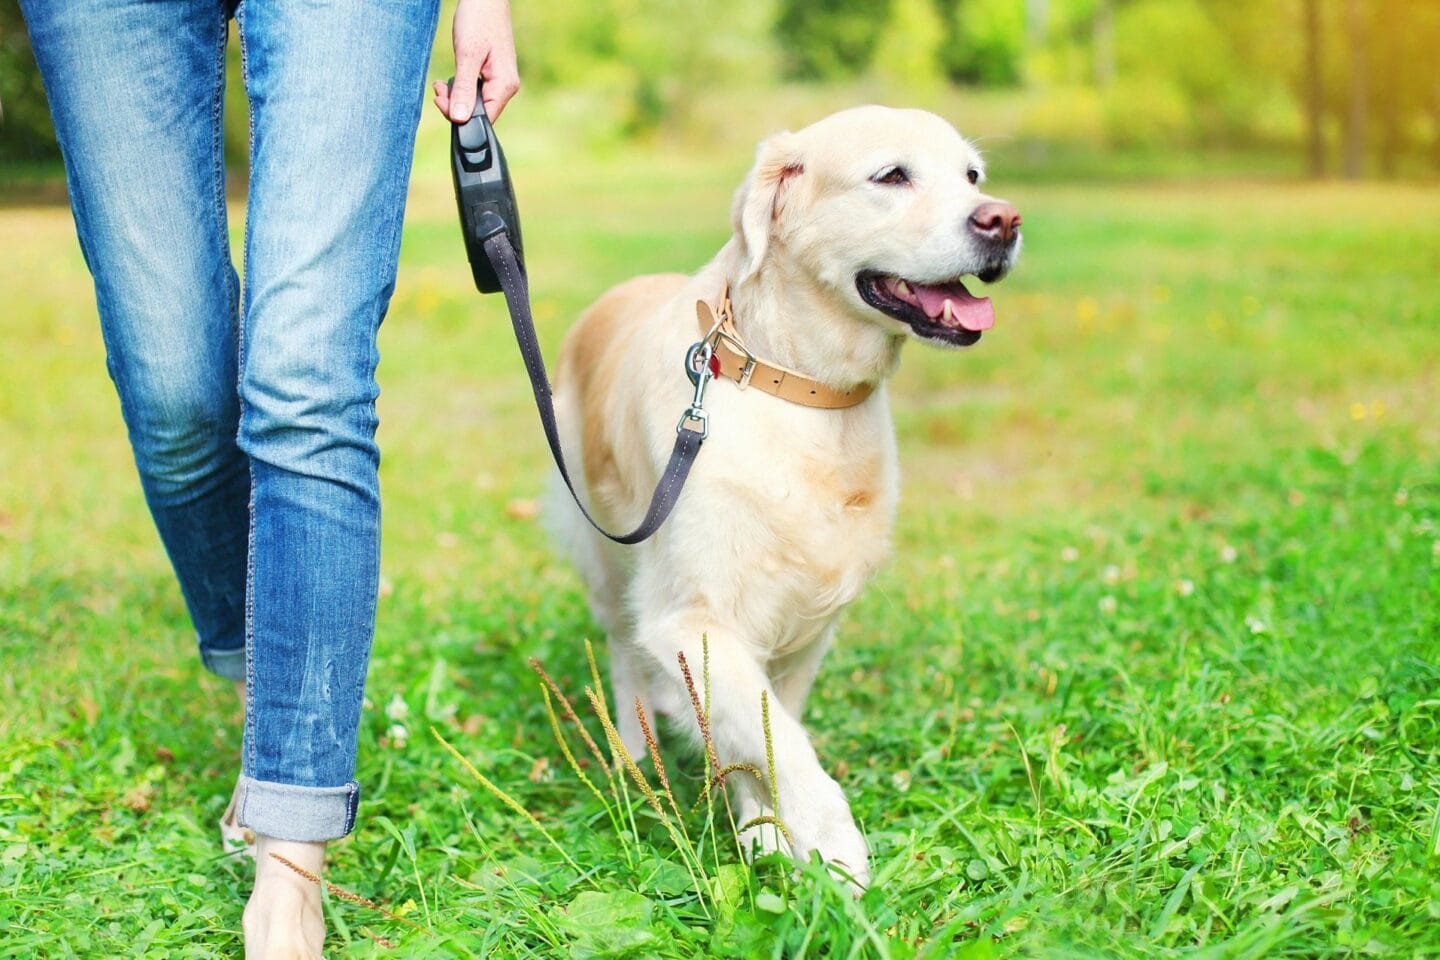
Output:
[
  {"xmin": 895, "ymin": 280, "xmax": 911, "ymax": 297},
  {"xmin": 942, "ymin": 300, "xmax": 953, "ymax": 325}
]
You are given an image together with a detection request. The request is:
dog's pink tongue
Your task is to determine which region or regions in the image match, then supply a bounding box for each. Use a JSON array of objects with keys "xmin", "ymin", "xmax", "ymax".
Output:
[{"xmin": 914, "ymin": 282, "xmax": 994, "ymax": 332}]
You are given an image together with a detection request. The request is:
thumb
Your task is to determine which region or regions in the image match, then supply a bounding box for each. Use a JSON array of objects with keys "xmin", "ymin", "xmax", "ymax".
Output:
[{"xmin": 449, "ymin": 66, "xmax": 480, "ymax": 123}]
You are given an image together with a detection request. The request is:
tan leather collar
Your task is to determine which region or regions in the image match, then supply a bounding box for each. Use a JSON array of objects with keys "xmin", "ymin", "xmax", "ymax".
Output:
[{"xmin": 695, "ymin": 287, "xmax": 875, "ymax": 409}]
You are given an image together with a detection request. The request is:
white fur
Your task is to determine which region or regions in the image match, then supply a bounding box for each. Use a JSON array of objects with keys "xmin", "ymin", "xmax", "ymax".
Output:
[{"xmin": 548, "ymin": 106, "xmax": 1019, "ymax": 887}]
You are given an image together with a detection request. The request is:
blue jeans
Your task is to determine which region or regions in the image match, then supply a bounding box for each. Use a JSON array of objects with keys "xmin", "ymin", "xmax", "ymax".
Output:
[{"xmin": 22, "ymin": 0, "xmax": 440, "ymax": 841}]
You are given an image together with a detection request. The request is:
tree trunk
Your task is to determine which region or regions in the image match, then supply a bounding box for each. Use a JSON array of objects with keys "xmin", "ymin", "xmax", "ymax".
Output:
[
  {"xmin": 1026, "ymin": 0, "xmax": 1049, "ymax": 48},
  {"xmin": 1093, "ymin": 0, "xmax": 1115, "ymax": 88},
  {"xmin": 1375, "ymin": 0, "xmax": 1406, "ymax": 177},
  {"xmin": 1025, "ymin": 0, "xmax": 1048, "ymax": 85},
  {"xmin": 1341, "ymin": 0, "xmax": 1368, "ymax": 179},
  {"xmin": 1434, "ymin": 76, "xmax": 1440, "ymax": 173},
  {"xmin": 1303, "ymin": 0, "xmax": 1325, "ymax": 177},
  {"xmin": 1432, "ymin": 9, "xmax": 1440, "ymax": 172}
]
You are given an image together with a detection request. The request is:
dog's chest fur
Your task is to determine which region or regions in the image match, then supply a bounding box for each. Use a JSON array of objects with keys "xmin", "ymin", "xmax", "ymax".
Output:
[{"xmin": 696, "ymin": 398, "xmax": 899, "ymax": 651}]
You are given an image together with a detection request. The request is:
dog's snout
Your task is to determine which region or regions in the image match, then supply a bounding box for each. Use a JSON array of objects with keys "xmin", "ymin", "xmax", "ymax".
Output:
[{"xmin": 969, "ymin": 202, "xmax": 1022, "ymax": 244}]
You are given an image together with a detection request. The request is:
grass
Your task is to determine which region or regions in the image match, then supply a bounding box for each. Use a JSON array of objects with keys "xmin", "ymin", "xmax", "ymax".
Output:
[{"xmin": 1, "ymin": 97, "xmax": 1438, "ymax": 958}]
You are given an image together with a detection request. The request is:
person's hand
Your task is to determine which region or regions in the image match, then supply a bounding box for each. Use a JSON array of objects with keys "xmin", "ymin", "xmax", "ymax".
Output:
[{"xmin": 432, "ymin": 0, "xmax": 519, "ymax": 124}]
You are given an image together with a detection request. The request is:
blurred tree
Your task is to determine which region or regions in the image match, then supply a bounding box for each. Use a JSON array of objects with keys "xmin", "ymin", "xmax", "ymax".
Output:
[
  {"xmin": 873, "ymin": 0, "xmax": 945, "ymax": 90},
  {"xmin": 615, "ymin": 0, "xmax": 776, "ymax": 133},
  {"xmin": 775, "ymin": 0, "xmax": 891, "ymax": 79},
  {"xmin": 1341, "ymin": 0, "xmax": 1367, "ymax": 178},
  {"xmin": 0, "ymin": 3, "xmax": 61, "ymax": 169},
  {"xmin": 935, "ymin": 0, "xmax": 1026, "ymax": 86},
  {"xmin": 1303, "ymin": 0, "xmax": 1324, "ymax": 176},
  {"xmin": 1397, "ymin": 0, "xmax": 1440, "ymax": 173},
  {"xmin": 1105, "ymin": 0, "xmax": 1262, "ymax": 146},
  {"xmin": 511, "ymin": 0, "xmax": 623, "ymax": 88},
  {"xmin": 6, "ymin": 0, "xmax": 1440, "ymax": 176},
  {"xmin": 516, "ymin": 0, "xmax": 776, "ymax": 134},
  {"xmin": 1026, "ymin": 0, "xmax": 1049, "ymax": 54},
  {"xmin": 1373, "ymin": 0, "xmax": 1404, "ymax": 177},
  {"xmin": 1431, "ymin": 5, "xmax": 1440, "ymax": 171},
  {"xmin": 1366, "ymin": 0, "xmax": 1440, "ymax": 177},
  {"xmin": 1092, "ymin": 0, "xmax": 1114, "ymax": 87}
]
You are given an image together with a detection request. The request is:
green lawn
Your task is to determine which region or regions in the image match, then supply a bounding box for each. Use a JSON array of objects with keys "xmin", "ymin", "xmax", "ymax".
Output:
[{"xmin": 2, "ymin": 109, "xmax": 1438, "ymax": 958}]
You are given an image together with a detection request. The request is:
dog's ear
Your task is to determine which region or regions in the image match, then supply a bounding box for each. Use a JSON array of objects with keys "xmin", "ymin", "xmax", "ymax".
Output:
[{"xmin": 732, "ymin": 132, "xmax": 804, "ymax": 283}]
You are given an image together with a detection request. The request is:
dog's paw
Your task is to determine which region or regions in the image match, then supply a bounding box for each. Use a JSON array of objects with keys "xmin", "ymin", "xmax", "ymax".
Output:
[{"xmin": 785, "ymin": 779, "xmax": 870, "ymax": 891}]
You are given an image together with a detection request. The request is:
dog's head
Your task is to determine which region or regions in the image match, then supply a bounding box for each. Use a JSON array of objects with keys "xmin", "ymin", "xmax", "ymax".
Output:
[{"xmin": 732, "ymin": 106, "xmax": 1020, "ymax": 349}]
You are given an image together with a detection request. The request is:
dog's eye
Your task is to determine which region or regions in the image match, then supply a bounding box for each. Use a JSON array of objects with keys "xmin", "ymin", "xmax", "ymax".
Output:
[
  {"xmin": 872, "ymin": 166, "xmax": 910, "ymax": 186},
  {"xmin": 966, "ymin": 169, "xmax": 980, "ymax": 185}
]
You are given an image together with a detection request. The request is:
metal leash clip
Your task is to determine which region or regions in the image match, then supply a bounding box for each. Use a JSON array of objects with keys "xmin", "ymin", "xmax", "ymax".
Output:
[
  {"xmin": 678, "ymin": 339, "xmax": 714, "ymax": 438},
  {"xmin": 687, "ymin": 293, "xmax": 727, "ymax": 385},
  {"xmin": 684, "ymin": 338, "xmax": 710, "ymax": 387}
]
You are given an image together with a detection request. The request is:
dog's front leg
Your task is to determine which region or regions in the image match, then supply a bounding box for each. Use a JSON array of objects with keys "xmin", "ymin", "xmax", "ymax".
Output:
[
  {"xmin": 731, "ymin": 767, "xmax": 787, "ymax": 862},
  {"xmin": 770, "ymin": 626, "xmax": 834, "ymax": 718},
  {"xmin": 738, "ymin": 629, "xmax": 836, "ymax": 860},
  {"xmin": 609, "ymin": 638, "xmax": 655, "ymax": 760},
  {"xmin": 641, "ymin": 621, "xmax": 869, "ymax": 888}
]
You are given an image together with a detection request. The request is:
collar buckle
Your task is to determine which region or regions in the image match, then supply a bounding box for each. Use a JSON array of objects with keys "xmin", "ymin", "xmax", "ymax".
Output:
[
  {"xmin": 711, "ymin": 284, "xmax": 757, "ymax": 389},
  {"xmin": 736, "ymin": 354, "xmax": 757, "ymax": 390}
]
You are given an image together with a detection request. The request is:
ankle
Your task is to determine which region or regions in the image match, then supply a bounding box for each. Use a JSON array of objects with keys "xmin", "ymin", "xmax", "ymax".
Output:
[
  {"xmin": 244, "ymin": 837, "xmax": 327, "ymax": 959},
  {"xmin": 255, "ymin": 836, "xmax": 327, "ymax": 883}
]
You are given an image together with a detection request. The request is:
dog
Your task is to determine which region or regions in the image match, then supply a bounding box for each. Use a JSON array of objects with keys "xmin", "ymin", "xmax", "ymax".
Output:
[{"xmin": 550, "ymin": 105, "xmax": 1021, "ymax": 886}]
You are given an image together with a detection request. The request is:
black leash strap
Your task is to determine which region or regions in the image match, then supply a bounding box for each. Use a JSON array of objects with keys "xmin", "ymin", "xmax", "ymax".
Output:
[{"xmin": 482, "ymin": 230, "xmax": 709, "ymax": 544}]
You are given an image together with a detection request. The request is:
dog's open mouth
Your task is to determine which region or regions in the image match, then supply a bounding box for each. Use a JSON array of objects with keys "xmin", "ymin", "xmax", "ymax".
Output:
[{"xmin": 856, "ymin": 272, "xmax": 994, "ymax": 346}]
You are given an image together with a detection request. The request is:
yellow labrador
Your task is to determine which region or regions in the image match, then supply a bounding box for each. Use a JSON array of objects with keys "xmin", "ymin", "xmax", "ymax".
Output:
[{"xmin": 551, "ymin": 106, "xmax": 1021, "ymax": 886}]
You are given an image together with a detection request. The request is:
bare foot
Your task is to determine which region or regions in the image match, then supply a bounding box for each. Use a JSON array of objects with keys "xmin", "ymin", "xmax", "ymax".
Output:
[{"xmin": 243, "ymin": 837, "xmax": 327, "ymax": 960}]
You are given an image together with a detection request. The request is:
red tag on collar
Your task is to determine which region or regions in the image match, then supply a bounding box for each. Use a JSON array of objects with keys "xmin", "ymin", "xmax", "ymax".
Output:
[{"xmin": 709, "ymin": 353, "xmax": 722, "ymax": 377}]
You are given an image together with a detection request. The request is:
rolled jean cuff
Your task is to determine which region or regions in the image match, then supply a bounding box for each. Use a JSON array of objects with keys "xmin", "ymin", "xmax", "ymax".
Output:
[
  {"xmin": 199, "ymin": 645, "xmax": 246, "ymax": 681},
  {"xmin": 235, "ymin": 777, "xmax": 360, "ymax": 841}
]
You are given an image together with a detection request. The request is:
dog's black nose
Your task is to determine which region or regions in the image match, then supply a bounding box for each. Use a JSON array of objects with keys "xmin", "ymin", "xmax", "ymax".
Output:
[{"xmin": 969, "ymin": 202, "xmax": 1022, "ymax": 244}]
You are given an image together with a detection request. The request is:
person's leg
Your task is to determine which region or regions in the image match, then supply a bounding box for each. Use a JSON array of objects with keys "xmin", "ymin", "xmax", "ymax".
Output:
[
  {"xmin": 229, "ymin": 0, "xmax": 438, "ymax": 951},
  {"xmin": 20, "ymin": 3, "xmax": 249, "ymax": 677}
]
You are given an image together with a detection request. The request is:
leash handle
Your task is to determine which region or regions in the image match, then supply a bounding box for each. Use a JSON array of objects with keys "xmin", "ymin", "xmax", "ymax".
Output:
[
  {"xmin": 482, "ymin": 231, "xmax": 706, "ymax": 544},
  {"xmin": 451, "ymin": 78, "xmax": 524, "ymax": 293}
]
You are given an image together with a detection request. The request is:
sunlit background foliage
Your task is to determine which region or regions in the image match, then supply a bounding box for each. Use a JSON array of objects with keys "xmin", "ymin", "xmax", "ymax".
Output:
[{"xmin": 3, "ymin": 0, "xmax": 1440, "ymax": 177}]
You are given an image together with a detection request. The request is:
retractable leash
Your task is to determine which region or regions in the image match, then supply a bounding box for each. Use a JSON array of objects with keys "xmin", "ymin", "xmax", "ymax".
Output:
[{"xmin": 450, "ymin": 81, "xmax": 711, "ymax": 545}]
